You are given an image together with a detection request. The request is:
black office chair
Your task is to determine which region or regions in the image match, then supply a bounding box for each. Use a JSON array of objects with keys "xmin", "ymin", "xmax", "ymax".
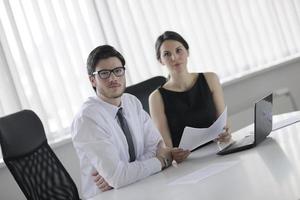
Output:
[
  {"xmin": 0, "ymin": 110, "xmax": 80, "ymax": 200},
  {"xmin": 125, "ymin": 76, "xmax": 166, "ymax": 113}
]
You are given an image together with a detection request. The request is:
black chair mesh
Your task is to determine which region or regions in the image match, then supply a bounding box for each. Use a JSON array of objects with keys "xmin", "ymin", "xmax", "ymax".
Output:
[{"xmin": 5, "ymin": 142, "xmax": 80, "ymax": 200}]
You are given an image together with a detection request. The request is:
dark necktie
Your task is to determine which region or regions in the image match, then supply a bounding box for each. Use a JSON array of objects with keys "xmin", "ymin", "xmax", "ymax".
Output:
[{"xmin": 116, "ymin": 108, "xmax": 136, "ymax": 162}]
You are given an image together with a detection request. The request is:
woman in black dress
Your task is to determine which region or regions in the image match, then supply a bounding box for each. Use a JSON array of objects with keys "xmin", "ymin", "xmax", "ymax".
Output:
[{"xmin": 149, "ymin": 31, "xmax": 231, "ymax": 163}]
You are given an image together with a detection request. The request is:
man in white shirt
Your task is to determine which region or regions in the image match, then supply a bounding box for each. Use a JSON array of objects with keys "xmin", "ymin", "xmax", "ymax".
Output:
[{"xmin": 71, "ymin": 45, "xmax": 173, "ymax": 199}]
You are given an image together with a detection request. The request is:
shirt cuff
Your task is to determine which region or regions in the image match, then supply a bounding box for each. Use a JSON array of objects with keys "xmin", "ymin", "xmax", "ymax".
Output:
[{"xmin": 144, "ymin": 157, "xmax": 162, "ymax": 174}]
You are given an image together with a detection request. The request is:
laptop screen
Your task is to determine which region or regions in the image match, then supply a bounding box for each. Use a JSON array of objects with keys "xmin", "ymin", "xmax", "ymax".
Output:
[{"xmin": 255, "ymin": 93, "xmax": 273, "ymax": 144}]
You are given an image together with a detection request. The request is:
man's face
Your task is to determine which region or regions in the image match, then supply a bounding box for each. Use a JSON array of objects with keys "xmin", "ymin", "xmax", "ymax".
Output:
[{"xmin": 90, "ymin": 57, "xmax": 126, "ymax": 103}]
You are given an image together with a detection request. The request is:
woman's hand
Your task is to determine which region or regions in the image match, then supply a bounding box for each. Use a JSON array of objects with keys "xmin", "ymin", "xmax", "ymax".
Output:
[
  {"xmin": 92, "ymin": 171, "xmax": 113, "ymax": 192},
  {"xmin": 216, "ymin": 126, "xmax": 231, "ymax": 143},
  {"xmin": 171, "ymin": 148, "xmax": 191, "ymax": 163}
]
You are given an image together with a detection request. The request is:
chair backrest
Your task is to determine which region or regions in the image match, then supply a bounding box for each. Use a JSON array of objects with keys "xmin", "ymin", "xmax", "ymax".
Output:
[
  {"xmin": 125, "ymin": 76, "xmax": 166, "ymax": 113},
  {"xmin": 0, "ymin": 110, "xmax": 80, "ymax": 200}
]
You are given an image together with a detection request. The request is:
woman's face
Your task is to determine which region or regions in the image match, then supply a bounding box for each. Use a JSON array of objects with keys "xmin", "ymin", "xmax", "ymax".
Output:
[{"xmin": 159, "ymin": 40, "xmax": 189, "ymax": 73}]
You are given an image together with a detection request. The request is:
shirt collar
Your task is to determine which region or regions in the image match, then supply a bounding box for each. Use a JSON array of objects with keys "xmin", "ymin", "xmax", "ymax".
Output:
[{"xmin": 91, "ymin": 95, "xmax": 122, "ymax": 119}]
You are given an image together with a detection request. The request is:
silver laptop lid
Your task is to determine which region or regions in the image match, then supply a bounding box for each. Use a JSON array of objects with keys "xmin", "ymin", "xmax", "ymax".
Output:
[{"xmin": 254, "ymin": 93, "xmax": 273, "ymax": 144}]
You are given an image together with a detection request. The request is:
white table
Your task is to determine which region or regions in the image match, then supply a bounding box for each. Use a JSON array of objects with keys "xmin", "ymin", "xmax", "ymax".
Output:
[{"xmin": 88, "ymin": 112, "xmax": 300, "ymax": 200}]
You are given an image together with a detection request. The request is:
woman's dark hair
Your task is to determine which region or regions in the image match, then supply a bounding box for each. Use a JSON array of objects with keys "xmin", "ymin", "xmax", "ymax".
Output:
[
  {"xmin": 86, "ymin": 45, "xmax": 125, "ymax": 76},
  {"xmin": 86, "ymin": 45, "xmax": 125, "ymax": 92},
  {"xmin": 155, "ymin": 31, "xmax": 189, "ymax": 60}
]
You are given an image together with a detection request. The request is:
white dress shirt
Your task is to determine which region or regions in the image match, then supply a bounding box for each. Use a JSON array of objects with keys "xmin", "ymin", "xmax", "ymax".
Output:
[{"xmin": 71, "ymin": 93, "xmax": 162, "ymax": 199}]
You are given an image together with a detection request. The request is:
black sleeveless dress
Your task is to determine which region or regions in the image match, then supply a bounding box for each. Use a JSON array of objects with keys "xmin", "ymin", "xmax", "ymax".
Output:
[{"xmin": 158, "ymin": 73, "xmax": 217, "ymax": 147}]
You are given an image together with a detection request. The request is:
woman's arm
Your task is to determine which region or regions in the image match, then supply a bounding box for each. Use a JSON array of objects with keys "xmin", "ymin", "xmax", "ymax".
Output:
[
  {"xmin": 149, "ymin": 90, "xmax": 173, "ymax": 147},
  {"xmin": 149, "ymin": 90, "xmax": 190, "ymax": 162},
  {"xmin": 204, "ymin": 72, "xmax": 231, "ymax": 142},
  {"xmin": 204, "ymin": 72, "xmax": 226, "ymax": 116}
]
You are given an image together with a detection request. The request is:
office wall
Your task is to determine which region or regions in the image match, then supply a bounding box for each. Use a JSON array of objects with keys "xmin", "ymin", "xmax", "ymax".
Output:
[
  {"xmin": 0, "ymin": 58, "xmax": 299, "ymax": 199},
  {"xmin": 224, "ymin": 57, "xmax": 300, "ymax": 131}
]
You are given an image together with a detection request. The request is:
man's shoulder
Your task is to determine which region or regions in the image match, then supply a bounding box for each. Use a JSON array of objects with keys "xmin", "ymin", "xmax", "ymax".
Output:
[
  {"xmin": 122, "ymin": 93, "xmax": 148, "ymax": 117},
  {"xmin": 74, "ymin": 96, "xmax": 104, "ymax": 120},
  {"xmin": 123, "ymin": 92, "xmax": 137, "ymax": 100},
  {"xmin": 71, "ymin": 96, "xmax": 108, "ymax": 136},
  {"xmin": 82, "ymin": 96, "xmax": 100, "ymax": 111},
  {"xmin": 122, "ymin": 93, "xmax": 141, "ymax": 106}
]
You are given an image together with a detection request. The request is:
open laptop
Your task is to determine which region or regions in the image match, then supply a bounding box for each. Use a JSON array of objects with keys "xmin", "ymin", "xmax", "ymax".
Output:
[{"xmin": 217, "ymin": 93, "xmax": 273, "ymax": 155}]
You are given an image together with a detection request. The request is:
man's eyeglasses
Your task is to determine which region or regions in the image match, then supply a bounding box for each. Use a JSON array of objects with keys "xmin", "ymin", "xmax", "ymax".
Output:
[{"xmin": 92, "ymin": 67, "xmax": 125, "ymax": 79}]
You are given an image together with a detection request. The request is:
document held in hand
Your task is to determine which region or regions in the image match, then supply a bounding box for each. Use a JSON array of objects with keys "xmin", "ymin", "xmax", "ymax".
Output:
[{"xmin": 179, "ymin": 107, "xmax": 227, "ymax": 151}]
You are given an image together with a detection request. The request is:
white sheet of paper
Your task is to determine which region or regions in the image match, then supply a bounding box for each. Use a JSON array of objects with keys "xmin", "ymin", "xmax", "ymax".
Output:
[
  {"xmin": 179, "ymin": 107, "xmax": 227, "ymax": 151},
  {"xmin": 168, "ymin": 161, "xmax": 239, "ymax": 186}
]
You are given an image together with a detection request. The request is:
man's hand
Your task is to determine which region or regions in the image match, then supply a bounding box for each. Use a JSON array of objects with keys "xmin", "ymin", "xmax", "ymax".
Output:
[
  {"xmin": 156, "ymin": 142, "xmax": 173, "ymax": 170},
  {"xmin": 92, "ymin": 171, "xmax": 113, "ymax": 192},
  {"xmin": 171, "ymin": 148, "xmax": 190, "ymax": 163}
]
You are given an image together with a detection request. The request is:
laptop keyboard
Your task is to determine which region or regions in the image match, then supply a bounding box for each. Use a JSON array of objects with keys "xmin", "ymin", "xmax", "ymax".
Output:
[{"xmin": 231, "ymin": 135, "xmax": 254, "ymax": 148}]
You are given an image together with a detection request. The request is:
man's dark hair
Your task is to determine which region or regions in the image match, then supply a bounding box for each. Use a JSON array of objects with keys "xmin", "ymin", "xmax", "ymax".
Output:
[
  {"xmin": 155, "ymin": 31, "xmax": 189, "ymax": 60},
  {"xmin": 86, "ymin": 45, "xmax": 125, "ymax": 91},
  {"xmin": 87, "ymin": 45, "xmax": 125, "ymax": 75}
]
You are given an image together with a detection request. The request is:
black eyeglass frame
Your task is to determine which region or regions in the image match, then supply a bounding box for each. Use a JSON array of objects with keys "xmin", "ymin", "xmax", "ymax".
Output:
[{"xmin": 92, "ymin": 66, "xmax": 126, "ymax": 79}]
